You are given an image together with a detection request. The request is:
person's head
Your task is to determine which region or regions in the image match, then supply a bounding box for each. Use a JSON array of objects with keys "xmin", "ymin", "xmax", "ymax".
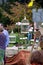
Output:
[
  {"xmin": 0, "ymin": 23, "xmax": 4, "ymax": 30},
  {"xmin": 0, "ymin": 26, "xmax": 3, "ymax": 32},
  {"xmin": 0, "ymin": 28, "xmax": 3, "ymax": 32}
]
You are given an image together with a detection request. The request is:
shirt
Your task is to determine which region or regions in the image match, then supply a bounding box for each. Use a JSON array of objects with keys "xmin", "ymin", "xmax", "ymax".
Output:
[
  {"xmin": 0, "ymin": 33, "xmax": 6, "ymax": 50},
  {"xmin": 3, "ymin": 29, "xmax": 9, "ymax": 47}
]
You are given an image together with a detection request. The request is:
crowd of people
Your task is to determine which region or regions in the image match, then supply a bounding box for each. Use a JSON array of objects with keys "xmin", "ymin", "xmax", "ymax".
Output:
[
  {"xmin": 6, "ymin": 34, "xmax": 43, "ymax": 65},
  {"xmin": 0, "ymin": 22, "xmax": 43, "ymax": 65}
]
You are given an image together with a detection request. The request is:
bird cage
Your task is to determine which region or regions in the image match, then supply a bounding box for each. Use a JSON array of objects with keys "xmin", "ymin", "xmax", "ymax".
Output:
[{"xmin": 21, "ymin": 16, "xmax": 29, "ymax": 33}]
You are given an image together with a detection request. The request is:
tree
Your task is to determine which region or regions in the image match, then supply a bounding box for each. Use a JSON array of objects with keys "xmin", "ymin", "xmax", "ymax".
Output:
[
  {"xmin": 0, "ymin": 0, "xmax": 42, "ymax": 27},
  {"xmin": 0, "ymin": 16, "xmax": 11, "ymax": 27},
  {"xmin": 35, "ymin": 0, "xmax": 43, "ymax": 7}
]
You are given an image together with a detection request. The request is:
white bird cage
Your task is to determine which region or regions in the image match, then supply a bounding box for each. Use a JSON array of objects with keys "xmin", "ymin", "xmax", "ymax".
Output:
[{"xmin": 21, "ymin": 16, "xmax": 29, "ymax": 33}]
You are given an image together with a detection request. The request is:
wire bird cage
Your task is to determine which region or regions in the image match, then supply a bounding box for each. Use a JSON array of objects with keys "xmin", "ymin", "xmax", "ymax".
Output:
[{"xmin": 21, "ymin": 16, "xmax": 29, "ymax": 33}]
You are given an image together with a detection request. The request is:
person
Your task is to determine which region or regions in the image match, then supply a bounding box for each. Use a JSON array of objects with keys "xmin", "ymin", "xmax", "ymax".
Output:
[
  {"xmin": 27, "ymin": 25, "xmax": 33, "ymax": 44},
  {"xmin": 0, "ymin": 26, "xmax": 6, "ymax": 65},
  {"xmin": 34, "ymin": 29, "xmax": 41, "ymax": 42},
  {"xmin": 30, "ymin": 35, "xmax": 43, "ymax": 64},
  {"xmin": 0, "ymin": 23, "xmax": 9, "ymax": 47},
  {"xmin": 0, "ymin": 23, "xmax": 9, "ymax": 65}
]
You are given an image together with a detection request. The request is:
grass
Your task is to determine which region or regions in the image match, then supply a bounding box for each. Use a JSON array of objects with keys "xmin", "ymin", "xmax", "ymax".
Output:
[{"xmin": 8, "ymin": 43, "xmax": 15, "ymax": 47}]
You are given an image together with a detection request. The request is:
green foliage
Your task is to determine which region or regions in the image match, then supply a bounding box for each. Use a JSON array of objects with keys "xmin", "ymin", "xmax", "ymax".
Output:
[
  {"xmin": 35, "ymin": 0, "xmax": 43, "ymax": 7},
  {"xmin": 0, "ymin": 13, "xmax": 2, "ymax": 18},
  {"xmin": 2, "ymin": 3, "xmax": 12, "ymax": 14},
  {"xmin": 0, "ymin": 16, "xmax": 11, "ymax": 26},
  {"xmin": 0, "ymin": 1, "xmax": 41, "ymax": 27},
  {"xmin": 8, "ymin": 43, "xmax": 15, "ymax": 47}
]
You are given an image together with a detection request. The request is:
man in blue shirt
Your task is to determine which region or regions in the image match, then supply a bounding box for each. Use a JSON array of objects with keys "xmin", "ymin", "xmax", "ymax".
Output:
[
  {"xmin": 0, "ymin": 23, "xmax": 10, "ymax": 65},
  {"xmin": 0, "ymin": 23, "xmax": 9, "ymax": 47}
]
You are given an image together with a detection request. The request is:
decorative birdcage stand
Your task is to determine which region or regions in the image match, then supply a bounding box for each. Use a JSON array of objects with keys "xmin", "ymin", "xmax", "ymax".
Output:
[
  {"xmin": 21, "ymin": 16, "xmax": 29, "ymax": 34},
  {"xmin": 20, "ymin": 16, "xmax": 29, "ymax": 47}
]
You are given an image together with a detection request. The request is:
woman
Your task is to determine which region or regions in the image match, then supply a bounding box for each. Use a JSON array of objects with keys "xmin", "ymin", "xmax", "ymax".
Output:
[{"xmin": 0, "ymin": 27, "xmax": 6, "ymax": 65}]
